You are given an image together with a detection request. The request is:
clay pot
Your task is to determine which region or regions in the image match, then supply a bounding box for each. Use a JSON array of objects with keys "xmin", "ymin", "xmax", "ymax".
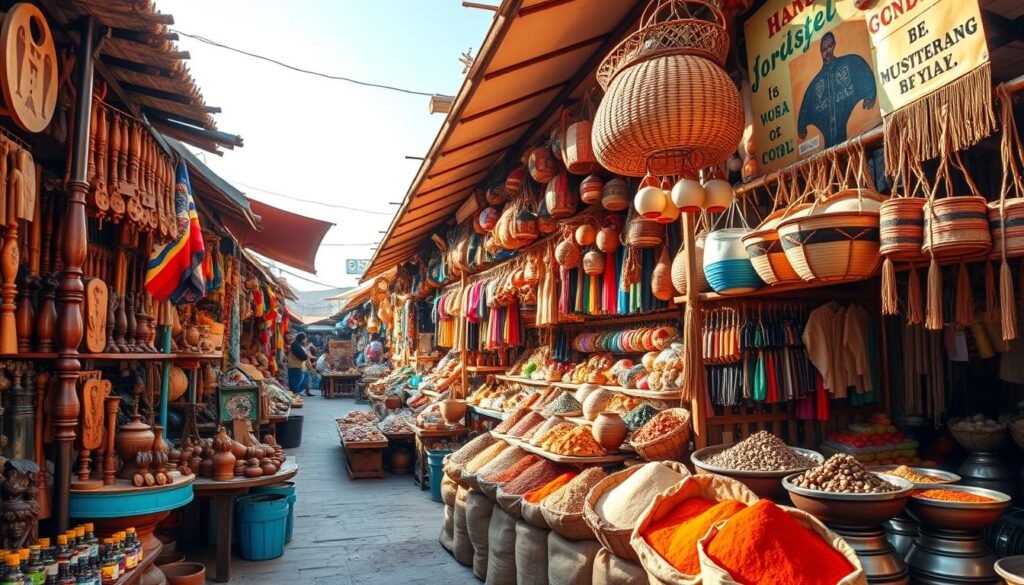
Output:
[
  {"xmin": 591, "ymin": 412, "xmax": 627, "ymax": 452},
  {"xmin": 116, "ymin": 414, "xmax": 156, "ymax": 479},
  {"xmin": 260, "ymin": 458, "xmax": 277, "ymax": 476},
  {"xmin": 198, "ymin": 458, "xmax": 213, "ymax": 478},
  {"xmin": 169, "ymin": 367, "xmax": 189, "ymax": 402},
  {"xmin": 438, "ymin": 399, "xmax": 467, "ymax": 425},
  {"xmin": 230, "ymin": 440, "xmax": 247, "ymax": 460},
  {"xmin": 211, "ymin": 429, "xmax": 237, "ymax": 481},
  {"xmin": 184, "ymin": 325, "xmax": 200, "ymax": 350},
  {"xmin": 155, "ymin": 552, "xmax": 186, "ymax": 567},
  {"xmin": 161, "ymin": 562, "xmax": 205, "ymax": 585}
]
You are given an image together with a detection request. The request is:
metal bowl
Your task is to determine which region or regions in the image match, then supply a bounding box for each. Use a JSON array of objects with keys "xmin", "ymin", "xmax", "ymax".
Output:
[
  {"xmin": 995, "ymin": 555, "xmax": 1024, "ymax": 585},
  {"xmin": 868, "ymin": 465, "xmax": 961, "ymax": 488},
  {"xmin": 907, "ymin": 484, "xmax": 1011, "ymax": 532},
  {"xmin": 691, "ymin": 444, "xmax": 824, "ymax": 500},
  {"xmin": 783, "ymin": 473, "xmax": 914, "ymax": 528}
]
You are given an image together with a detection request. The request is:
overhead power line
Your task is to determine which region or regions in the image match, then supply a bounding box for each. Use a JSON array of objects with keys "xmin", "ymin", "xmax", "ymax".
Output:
[
  {"xmin": 269, "ymin": 262, "xmax": 348, "ymax": 289},
  {"xmin": 172, "ymin": 29, "xmax": 437, "ymax": 97},
  {"xmin": 230, "ymin": 179, "xmax": 394, "ymax": 215}
]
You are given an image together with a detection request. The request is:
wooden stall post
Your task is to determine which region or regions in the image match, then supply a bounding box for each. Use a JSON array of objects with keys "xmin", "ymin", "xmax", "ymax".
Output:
[
  {"xmin": 681, "ymin": 211, "xmax": 708, "ymax": 448},
  {"xmin": 54, "ymin": 16, "xmax": 96, "ymax": 532},
  {"xmin": 459, "ymin": 273, "xmax": 468, "ymax": 400}
]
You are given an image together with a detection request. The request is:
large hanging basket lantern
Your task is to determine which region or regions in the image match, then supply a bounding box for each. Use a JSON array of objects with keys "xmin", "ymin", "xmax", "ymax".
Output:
[{"xmin": 593, "ymin": 0, "xmax": 743, "ymax": 177}]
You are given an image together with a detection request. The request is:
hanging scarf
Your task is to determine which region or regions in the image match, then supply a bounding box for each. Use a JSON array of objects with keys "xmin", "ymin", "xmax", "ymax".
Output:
[{"xmin": 146, "ymin": 162, "xmax": 207, "ymax": 303}]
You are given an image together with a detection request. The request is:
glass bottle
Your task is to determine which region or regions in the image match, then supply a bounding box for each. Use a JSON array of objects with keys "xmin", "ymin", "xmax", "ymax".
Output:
[
  {"xmin": 37, "ymin": 538, "xmax": 55, "ymax": 585},
  {"xmin": 118, "ymin": 535, "xmax": 132, "ymax": 573},
  {"xmin": 82, "ymin": 526, "xmax": 98, "ymax": 571},
  {"xmin": 98, "ymin": 542, "xmax": 116, "ymax": 585},
  {"xmin": 110, "ymin": 538, "xmax": 123, "ymax": 579},
  {"xmin": 16, "ymin": 551, "xmax": 27, "ymax": 575},
  {"xmin": 22, "ymin": 548, "xmax": 43, "ymax": 585},
  {"xmin": 72, "ymin": 530, "xmax": 87, "ymax": 574},
  {"xmin": 0, "ymin": 554, "xmax": 25, "ymax": 585},
  {"xmin": 123, "ymin": 529, "xmax": 140, "ymax": 567},
  {"xmin": 54, "ymin": 560, "xmax": 72, "ymax": 585},
  {"xmin": 60, "ymin": 535, "xmax": 75, "ymax": 570}
]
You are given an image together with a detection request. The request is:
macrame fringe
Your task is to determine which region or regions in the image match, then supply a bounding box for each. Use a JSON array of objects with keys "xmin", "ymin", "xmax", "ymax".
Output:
[
  {"xmin": 883, "ymin": 63, "xmax": 996, "ymax": 173},
  {"xmin": 680, "ymin": 304, "xmax": 704, "ymax": 404},
  {"xmin": 1001, "ymin": 259, "xmax": 1018, "ymax": 341},
  {"xmin": 907, "ymin": 264, "xmax": 923, "ymax": 325},
  {"xmin": 925, "ymin": 259, "xmax": 943, "ymax": 331},
  {"xmin": 984, "ymin": 260, "xmax": 997, "ymax": 322},
  {"xmin": 881, "ymin": 257, "xmax": 898, "ymax": 315},
  {"xmin": 622, "ymin": 247, "xmax": 641, "ymax": 291},
  {"xmin": 954, "ymin": 263, "xmax": 973, "ymax": 327}
]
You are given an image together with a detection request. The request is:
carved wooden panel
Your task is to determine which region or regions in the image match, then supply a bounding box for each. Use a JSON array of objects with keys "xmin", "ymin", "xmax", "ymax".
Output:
[
  {"xmin": 82, "ymin": 278, "xmax": 107, "ymax": 353},
  {"xmin": 0, "ymin": 3, "xmax": 58, "ymax": 133},
  {"xmin": 78, "ymin": 378, "xmax": 108, "ymax": 451}
]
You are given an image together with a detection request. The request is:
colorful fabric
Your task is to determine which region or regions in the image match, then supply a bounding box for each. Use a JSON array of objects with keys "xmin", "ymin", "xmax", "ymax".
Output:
[{"xmin": 145, "ymin": 162, "xmax": 207, "ymax": 303}]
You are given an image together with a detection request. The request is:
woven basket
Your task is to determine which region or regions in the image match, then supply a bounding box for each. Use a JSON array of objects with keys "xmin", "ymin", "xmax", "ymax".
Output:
[
  {"xmin": 625, "ymin": 208, "xmax": 663, "ymax": 249},
  {"xmin": 631, "ymin": 408, "xmax": 692, "ymax": 461},
  {"xmin": 652, "ymin": 246, "xmax": 674, "ymax": 300},
  {"xmin": 511, "ymin": 209, "xmax": 539, "ymax": 245},
  {"xmin": 879, "ymin": 198, "xmax": 927, "ymax": 262},
  {"xmin": 556, "ymin": 236, "xmax": 582, "ymax": 268},
  {"xmin": 671, "ymin": 233, "xmax": 710, "ymax": 295},
  {"xmin": 949, "ymin": 423, "xmax": 1007, "ymax": 452},
  {"xmin": 703, "ymin": 228, "xmax": 762, "ymax": 294},
  {"xmin": 922, "ymin": 196, "xmax": 991, "ymax": 258},
  {"xmin": 581, "ymin": 174, "xmax": 604, "ymax": 205},
  {"xmin": 989, "ymin": 198, "xmax": 1024, "ymax": 259},
  {"xmin": 505, "ymin": 167, "xmax": 524, "ymax": 195},
  {"xmin": 564, "ymin": 120, "xmax": 600, "ymax": 176},
  {"xmin": 546, "ymin": 172, "xmax": 577, "ymax": 219},
  {"xmin": 583, "ymin": 461, "xmax": 690, "ymax": 561},
  {"xmin": 529, "ymin": 146, "xmax": 558, "ymax": 183},
  {"xmin": 741, "ymin": 208, "xmax": 802, "ymax": 286},
  {"xmin": 778, "ymin": 189, "xmax": 885, "ymax": 283},
  {"xmin": 602, "ymin": 177, "xmax": 631, "ymax": 211}
]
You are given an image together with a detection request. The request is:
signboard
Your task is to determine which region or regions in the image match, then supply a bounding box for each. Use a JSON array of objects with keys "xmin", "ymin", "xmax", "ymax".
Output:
[
  {"xmin": 865, "ymin": 0, "xmax": 988, "ymax": 115},
  {"xmin": 345, "ymin": 259, "xmax": 369, "ymax": 275},
  {"xmin": 0, "ymin": 4, "xmax": 59, "ymax": 133},
  {"xmin": 744, "ymin": 0, "xmax": 881, "ymax": 172},
  {"xmin": 327, "ymin": 338, "xmax": 353, "ymax": 370}
]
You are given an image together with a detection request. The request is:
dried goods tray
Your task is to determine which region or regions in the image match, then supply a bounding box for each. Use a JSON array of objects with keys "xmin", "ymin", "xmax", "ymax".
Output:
[
  {"xmin": 495, "ymin": 374, "xmax": 682, "ymax": 400},
  {"xmin": 496, "ymin": 434, "xmax": 626, "ymax": 465},
  {"xmin": 468, "ymin": 405, "xmax": 507, "ymax": 420}
]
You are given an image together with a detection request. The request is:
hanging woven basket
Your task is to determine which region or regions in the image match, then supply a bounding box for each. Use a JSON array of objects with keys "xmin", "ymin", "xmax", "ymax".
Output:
[
  {"xmin": 581, "ymin": 174, "xmax": 604, "ymax": 205},
  {"xmin": 922, "ymin": 146, "xmax": 991, "ymax": 259},
  {"xmin": 528, "ymin": 147, "xmax": 558, "ymax": 183},
  {"xmin": 505, "ymin": 167, "xmax": 525, "ymax": 195},
  {"xmin": 592, "ymin": 0, "xmax": 741, "ymax": 177},
  {"xmin": 546, "ymin": 171, "xmax": 578, "ymax": 218},
  {"xmin": 556, "ymin": 233, "xmax": 582, "ymax": 267},
  {"xmin": 563, "ymin": 95, "xmax": 601, "ymax": 175},
  {"xmin": 624, "ymin": 207, "xmax": 663, "ymax": 249}
]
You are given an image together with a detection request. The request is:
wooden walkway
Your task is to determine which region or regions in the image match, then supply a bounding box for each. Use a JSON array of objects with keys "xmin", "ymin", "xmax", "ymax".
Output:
[{"xmin": 223, "ymin": 394, "xmax": 475, "ymax": 584}]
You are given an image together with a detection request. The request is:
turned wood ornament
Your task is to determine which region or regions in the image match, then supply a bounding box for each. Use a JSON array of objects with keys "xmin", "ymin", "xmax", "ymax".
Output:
[
  {"xmin": 1, "ymin": 150, "xmax": 23, "ymax": 354},
  {"xmin": 102, "ymin": 395, "xmax": 119, "ymax": 486},
  {"xmin": 81, "ymin": 278, "xmax": 107, "ymax": 353},
  {"xmin": 73, "ymin": 378, "xmax": 108, "ymax": 490},
  {"xmin": 14, "ymin": 269, "xmax": 34, "ymax": 352},
  {"xmin": 0, "ymin": 3, "xmax": 59, "ymax": 133},
  {"xmin": 210, "ymin": 428, "xmax": 236, "ymax": 481},
  {"xmin": 33, "ymin": 372, "xmax": 49, "ymax": 519}
]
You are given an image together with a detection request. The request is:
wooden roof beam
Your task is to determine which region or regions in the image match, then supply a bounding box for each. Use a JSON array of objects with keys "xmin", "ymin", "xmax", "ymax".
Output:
[
  {"xmin": 416, "ymin": 168, "xmax": 489, "ymax": 198},
  {"xmin": 441, "ymin": 118, "xmax": 531, "ymax": 156},
  {"xmin": 426, "ymin": 145, "xmax": 510, "ymax": 180},
  {"xmin": 101, "ymin": 54, "xmax": 180, "ymax": 79},
  {"xmin": 483, "ymin": 33, "xmax": 608, "ymax": 80},
  {"xmin": 121, "ymin": 81, "xmax": 220, "ymax": 112},
  {"xmin": 461, "ymin": 80, "xmax": 565, "ymax": 124}
]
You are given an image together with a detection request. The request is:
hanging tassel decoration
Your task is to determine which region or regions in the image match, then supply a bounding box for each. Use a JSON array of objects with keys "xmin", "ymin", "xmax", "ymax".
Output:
[
  {"xmin": 622, "ymin": 246, "xmax": 641, "ymax": 291},
  {"xmin": 954, "ymin": 263, "xmax": 973, "ymax": 327},
  {"xmin": 881, "ymin": 257, "xmax": 898, "ymax": 315},
  {"xmin": 1001, "ymin": 258, "xmax": 1017, "ymax": 341},
  {"xmin": 984, "ymin": 260, "xmax": 997, "ymax": 322},
  {"xmin": 925, "ymin": 257, "xmax": 943, "ymax": 330},
  {"xmin": 907, "ymin": 264, "xmax": 923, "ymax": 325}
]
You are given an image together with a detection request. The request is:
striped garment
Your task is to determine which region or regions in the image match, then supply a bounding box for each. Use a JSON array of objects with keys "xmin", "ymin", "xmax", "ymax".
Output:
[{"xmin": 145, "ymin": 162, "xmax": 207, "ymax": 303}]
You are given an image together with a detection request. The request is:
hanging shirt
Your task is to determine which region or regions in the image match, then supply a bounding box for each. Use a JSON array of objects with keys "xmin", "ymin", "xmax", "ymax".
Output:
[
  {"xmin": 843, "ymin": 304, "xmax": 873, "ymax": 394},
  {"xmin": 803, "ymin": 302, "xmax": 849, "ymax": 398}
]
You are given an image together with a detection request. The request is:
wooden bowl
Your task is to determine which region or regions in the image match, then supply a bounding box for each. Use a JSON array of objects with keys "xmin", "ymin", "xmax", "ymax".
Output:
[
  {"xmin": 783, "ymin": 473, "xmax": 914, "ymax": 528},
  {"xmin": 691, "ymin": 444, "xmax": 823, "ymax": 500}
]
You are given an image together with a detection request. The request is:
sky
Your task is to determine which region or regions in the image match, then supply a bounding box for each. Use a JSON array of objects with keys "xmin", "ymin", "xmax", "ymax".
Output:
[{"xmin": 168, "ymin": 1, "xmax": 495, "ymax": 290}]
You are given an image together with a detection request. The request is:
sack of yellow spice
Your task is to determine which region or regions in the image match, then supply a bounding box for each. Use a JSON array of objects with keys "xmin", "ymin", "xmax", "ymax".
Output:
[{"xmin": 631, "ymin": 474, "xmax": 759, "ymax": 585}]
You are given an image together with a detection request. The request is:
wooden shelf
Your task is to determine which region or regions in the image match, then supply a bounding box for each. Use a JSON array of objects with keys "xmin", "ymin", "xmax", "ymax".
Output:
[
  {"xmin": 497, "ymin": 374, "xmax": 679, "ymax": 401},
  {"xmin": 674, "ymin": 275, "xmax": 876, "ymax": 304},
  {"xmin": 468, "ymin": 405, "xmax": 506, "ymax": 420},
  {"xmin": 495, "ymin": 375, "xmax": 549, "ymax": 387},
  {"xmin": 466, "ymin": 365, "xmax": 507, "ymax": 373}
]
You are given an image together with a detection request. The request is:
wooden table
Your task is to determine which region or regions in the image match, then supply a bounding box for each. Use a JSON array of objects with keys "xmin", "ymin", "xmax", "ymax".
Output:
[
  {"xmin": 321, "ymin": 373, "xmax": 361, "ymax": 398},
  {"xmin": 192, "ymin": 460, "xmax": 299, "ymax": 582},
  {"xmin": 411, "ymin": 426, "xmax": 469, "ymax": 490}
]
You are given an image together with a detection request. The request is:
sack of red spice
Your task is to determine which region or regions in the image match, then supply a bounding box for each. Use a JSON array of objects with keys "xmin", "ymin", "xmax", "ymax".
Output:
[
  {"xmin": 697, "ymin": 500, "xmax": 866, "ymax": 585},
  {"xmin": 631, "ymin": 474, "xmax": 760, "ymax": 585}
]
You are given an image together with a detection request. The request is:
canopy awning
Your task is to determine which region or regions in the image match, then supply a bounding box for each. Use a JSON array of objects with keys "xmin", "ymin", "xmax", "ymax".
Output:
[
  {"xmin": 328, "ymin": 280, "xmax": 375, "ymax": 315},
  {"xmin": 362, "ymin": 0, "xmax": 644, "ymax": 280},
  {"xmin": 224, "ymin": 200, "xmax": 334, "ymax": 275}
]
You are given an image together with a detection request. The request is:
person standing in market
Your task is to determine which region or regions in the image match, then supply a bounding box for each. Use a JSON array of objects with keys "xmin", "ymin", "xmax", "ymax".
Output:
[{"xmin": 287, "ymin": 332, "xmax": 313, "ymax": 396}]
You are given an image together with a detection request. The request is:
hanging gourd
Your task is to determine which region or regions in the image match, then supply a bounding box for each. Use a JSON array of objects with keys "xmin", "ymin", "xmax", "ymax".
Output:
[
  {"xmin": 545, "ymin": 171, "xmax": 577, "ymax": 218},
  {"xmin": 580, "ymin": 174, "xmax": 604, "ymax": 205},
  {"xmin": 656, "ymin": 178, "xmax": 680, "ymax": 223},
  {"xmin": 634, "ymin": 173, "xmax": 667, "ymax": 219},
  {"xmin": 592, "ymin": 0, "xmax": 743, "ymax": 177},
  {"xmin": 702, "ymin": 176, "xmax": 734, "ymax": 213},
  {"xmin": 555, "ymin": 229, "xmax": 582, "ymax": 267},
  {"xmin": 528, "ymin": 146, "xmax": 558, "ymax": 183},
  {"xmin": 652, "ymin": 245, "xmax": 675, "ymax": 300},
  {"xmin": 671, "ymin": 176, "xmax": 705, "ymax": 212},
  {"xmin": 596, "ymin": 221, "xmax": 620, "ymax": 253},
  {"xmin": 505, "ymin": 167, "xmax": 525, "ymax": 195},
  {"xmin": 583, "ymin": 249, "xmax": 605, "ymax": 275},
  {"xmin": 479, "ymin": 206, "xmax": 499, "ymax": 232},
  {"xmin": 575, "ymin": 222, "xmax": 597, "ymax": 246}
]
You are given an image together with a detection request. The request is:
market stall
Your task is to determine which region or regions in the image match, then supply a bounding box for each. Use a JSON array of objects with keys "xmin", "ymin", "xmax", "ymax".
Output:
[{"xmin": 360, "ymin": 0, "xmax": 1024, "ymax": 582}]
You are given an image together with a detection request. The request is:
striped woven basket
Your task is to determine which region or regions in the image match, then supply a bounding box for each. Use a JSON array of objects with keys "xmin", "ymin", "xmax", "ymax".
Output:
[
  {"xmin": 922, "ymin": 196, "xmax": 991, "ymax": 258},
  {"xmin": 583, "ymin": 461, "xmax": 691, "ymax": 561},
  {"xmin": 778, "ymin": 189, "xmax": 885, "ymax": 283},
  {"xmin": 879, "ymin": 198, "xmax": 927, "ymax": 262},
  {"xmin": 624, "ymin": 208, "xmax": 663, "ymax": 248},
  {"xmin": 988, "ymin": 198, "xmax": 1024, "ymax": 259},
  {"xmin": 742, "ymin": 208, "xmax": 803, "ymax": 286}
]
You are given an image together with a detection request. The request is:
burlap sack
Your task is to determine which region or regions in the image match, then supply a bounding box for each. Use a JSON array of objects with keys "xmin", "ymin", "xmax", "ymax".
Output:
[
  {"xmin": 453, "ymin": 485, "xmax": 473, "ymax": 566},
  {"xmin": 594, "ymin": 547, "xmax": 650, "ymax": 585},
  {"xmin": 585, "ymin": 462, "xmax": 690, "ymax": 561},
  {"xmin": 549, "ymin": 531, "xmax": 602, "ymax": 585},
  {"xmin": 479, "ymin": 477, "xmax": 504, "ymax": 501},
  {"xmin": 496, "ymin": 486, "xmax": 525, "ymax": 519},
  {"xmin": 486, "ymin": 506, "xmax": 518, "ymax": 585},
  {"xmin": 440, "ymin": 502, "xmax": 455, "ymax": 553},
  {"xmin": 521, "ymin": 499, "xmax": 550, "ymax": 529},
  {"xmin": 467, "ymin": 488, "xmax": 495, "ymax": 580},
  {"xmin": 631, "ymin": 475, "xmax": 760, "ymax": 585},
  {"xmin": 697, "ymin": 506, "xmax": 867, "ymax": 585},
  {"xmin": 442, "ymin": 473, "xmax": 458, "ymax": 507},
  {"xmin": 446, "ymin": 434, "xmax": 499, "ymax": 486},
  {"xmin": 464, "ymin": 472, "xmax": 484, "ymax": 492},
  {"xmin": 542, "ymin": 502, "xmax": 597, "ymax": 541},
  {"xmin": 515, "ymin": 519, "xmax": 549, "ymax": 585}
]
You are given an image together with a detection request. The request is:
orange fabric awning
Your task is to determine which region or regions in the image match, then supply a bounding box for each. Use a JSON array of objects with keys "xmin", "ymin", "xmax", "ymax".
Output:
[{"xmin": 223, "ymin": 199, "xmax": 334, "ymax": 274}]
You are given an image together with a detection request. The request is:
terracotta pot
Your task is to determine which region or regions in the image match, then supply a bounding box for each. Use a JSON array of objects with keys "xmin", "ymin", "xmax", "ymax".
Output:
[
  {"xmin": 155, "ymin": 552, "xmax": 185, "ymax": 567},
  {"xmin": 116, "ymin": 414, "xmax": 155, "ymax": 479},
  {"xmin": 161, "ymin": 562, "xmax": 205, "ymax": 585},
  {"xmin": 245, "ymin": 456, "xmax": 263, "ymax": 478},
  {"xmin": 591, "ymin": 412, "xmax": 627, "ymax": 453},
  {"xmin": 229, "ymin": 440, "xmax": 247, "ymax": 460},
  {"xmin": 211, "ymin": 429, "xmax": 236, "ymax": 481},
  {"xmin": 140, "ymin": 564, "xmax": 167, "ymax": 585},
  {"xmin": 152, "ymin": 426, "xmax": 169, "ymax": 459},
  {"xmin": 169, "ymin": 367, "xmax": 189, "ymax": 402},
  {"xmin": 260, "ymin": 458, "xmax": 277, "ymax": 476},
  {"xmin": 439, "ymin": 399, "xmax": 467, "ymax": 424}
]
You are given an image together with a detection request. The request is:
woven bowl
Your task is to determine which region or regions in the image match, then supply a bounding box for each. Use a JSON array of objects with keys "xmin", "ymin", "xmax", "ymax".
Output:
[
  {"xmin": 949, "ymin": 423, "xmax": 1007, "ymax": 452},
  {"xmin": 631, "ymin": 408, "xmax": 692, "ymax": 462}
]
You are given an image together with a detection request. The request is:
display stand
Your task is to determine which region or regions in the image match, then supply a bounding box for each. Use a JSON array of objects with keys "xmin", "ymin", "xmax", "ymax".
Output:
[{"xmin": 322, "ymin": 372, "xmax": 360, "ymax": 399}]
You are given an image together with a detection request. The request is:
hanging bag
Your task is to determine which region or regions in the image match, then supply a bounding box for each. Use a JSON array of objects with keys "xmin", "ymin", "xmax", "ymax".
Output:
[
  {"xmin": 742, "ymin": 170, "xmax": 802, "ymax": 286},
  {"xmin": 703, "ymin": 198, "xmax": 762, "ymax": 295},
  {"xmin": 562, "ymin": 92, "xmax": 601, "ymax": 176}
]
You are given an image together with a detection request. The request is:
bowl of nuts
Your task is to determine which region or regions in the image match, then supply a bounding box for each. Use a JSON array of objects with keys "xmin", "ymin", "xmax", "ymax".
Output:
[
  {"xmin": 783, "ymin": 454, "xmax": 914, "ymax": 528},
  {"xmin": 691, "ymin": 431, "xmax": 823, "ymax": 500}
]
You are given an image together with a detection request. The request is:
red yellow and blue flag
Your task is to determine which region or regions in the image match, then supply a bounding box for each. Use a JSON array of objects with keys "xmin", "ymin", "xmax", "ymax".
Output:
[{"xmin": 145, "ymin": 162, "xmax": 207, "ymax": 303}]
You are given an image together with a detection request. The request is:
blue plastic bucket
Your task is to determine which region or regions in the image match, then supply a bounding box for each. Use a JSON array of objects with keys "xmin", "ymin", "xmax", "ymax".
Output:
[
  {"xmin": 427, "ymin": 449, "xmax": 452, "ymax": 503},
  {"xmin": 237, "ymin": 494, "xmax": 289, "ymax": 560},
  {"xmin": 252, "ymin": 482, "xmax": 297, "ymax": 543}
]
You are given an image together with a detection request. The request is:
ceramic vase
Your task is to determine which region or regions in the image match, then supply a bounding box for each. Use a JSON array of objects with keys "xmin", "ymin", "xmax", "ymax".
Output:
[{"xmin": 591, "ymin": 412, "xmax": 627, "ymax": 452}]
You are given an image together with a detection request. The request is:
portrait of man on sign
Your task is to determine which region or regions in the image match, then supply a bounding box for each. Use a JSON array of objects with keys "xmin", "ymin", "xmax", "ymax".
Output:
[{"xmin": 797, "ymin": 31, "xmax": 877, "ymax": 148}]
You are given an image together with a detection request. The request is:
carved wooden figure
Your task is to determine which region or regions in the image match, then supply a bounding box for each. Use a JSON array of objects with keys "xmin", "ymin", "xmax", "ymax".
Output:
[
  {"xmin": 73, "ymin": 378, "xmax": 107, "ymax": 490},
  {"xmin": 1, "ymin": 458, "xmax": 40, "ymax": 549},
  {"xmin": 81, "ymin": 278, "xmax": 107, "ymax": 354}
]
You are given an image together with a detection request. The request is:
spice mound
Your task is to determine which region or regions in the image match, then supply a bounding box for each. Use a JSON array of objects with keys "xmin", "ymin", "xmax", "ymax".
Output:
[
  {"xmin": 464, "ymin": 442, "xmax": 509, "ymax": 475},
  {"xmin": 595, "ymin": 462, "xmax": 686, "ymax": 529},
  {"xmin": 524, "ymin": 472, "xmax": 578, "ymax": 504},
  {"xmin": 632, "ymin": 409, "xmax": 690, "ymax": 444},
  {"xmin": 886, "ymin": 465, "xmax": 945, "ymax": 484},
  {"xmin": 546, "ymin": 426, "xmax": 607, "ymax": 457},
  {"xmin": 535, "ymin": 422, "xmax": 576, "ymax": 448},
  {"xmin": 705, "ymin": 500, "xmax": 855, "ymax": 585},
  {"xmin": 914, "ymin": 488, "xmax": 998, "ymax": 503},
  {"xmin": 643, "ymin": 498, "xmax": 747, "ymax": 575},
  {"xmin": 478, "ymin": 448, "xmax": 529, "ymax": 482},
  {"xmin": 503, "ymin": 460, "xmax": 568, "ymax": 496},
  {"xmin": 544, "ymin": 392, "xmax": 583, "ymax": 416},
  {"xmin": 544, "ymin": 467, "xmax": 607, "ymax": 515},
  {"xmin": 506, "ymin": 411, "xmax": 547, "ymax": 438},
  {"xmin": 486, "ymin": 454, "xmax": 541, "ymax": 483},
  {"xmin": 704, "ymin": 431, "xmax": 818, "ymax": 472},
  {"xmin": 447, "ymin": 434, "xmax": 497, "ymax": 470},
  {"xmin": 623, "ymin": 403, "xmax": 661, "ymax": 431},
  {"xmin": 492, "ymin": 407, "xmax": 530, "ymax": 434},
  {"xmin": 790, "ymin": 454, "xmax": 899, "ymax": 494}
]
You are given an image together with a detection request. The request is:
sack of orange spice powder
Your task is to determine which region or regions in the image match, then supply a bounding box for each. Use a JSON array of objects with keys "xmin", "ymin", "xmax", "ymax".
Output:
[
  {"xmin": 697, "ymin": 501, "xmax": 866, "ymax": 585},
  {"xmin": 631, "ymin": 474, "xmax": 760, "ymax": 585}
]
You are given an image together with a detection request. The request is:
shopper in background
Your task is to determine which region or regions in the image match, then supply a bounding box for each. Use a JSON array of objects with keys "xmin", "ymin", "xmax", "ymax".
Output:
[{"xmin": 287, "ymin": 332, "xmax": 311, "ymax": 396}]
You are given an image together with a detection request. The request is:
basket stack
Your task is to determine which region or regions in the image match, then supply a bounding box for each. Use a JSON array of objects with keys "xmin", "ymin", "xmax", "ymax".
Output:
[{"xmin": 742, "ymin": 208, "xmax": 803, "ymax": 286}]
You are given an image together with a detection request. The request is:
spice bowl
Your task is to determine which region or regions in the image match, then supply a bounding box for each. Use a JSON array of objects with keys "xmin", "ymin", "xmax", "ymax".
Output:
[
  {"xmin": 691, "ymin": 444, "xmax": 823, "ymax": 500},
  {"xmin": 868, "ymin": 465, "xmax": 960, "ymax": 488},
  {"xmin": 782, "ymin": 473, "xmax": 914, "ymax": 528},
  {"xmin": 995, "ymin": 555, "xmax": 1024, "ymax": 584},
  {"xmin": 906, "ymin": 485, "xmax": 1011, "ymax": 532}
]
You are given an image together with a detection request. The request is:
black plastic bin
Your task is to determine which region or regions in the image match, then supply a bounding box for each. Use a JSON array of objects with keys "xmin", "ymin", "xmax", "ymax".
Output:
[{"xmin": 278, "ymin": 415, "xmax": 304, "ymax": 449}]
